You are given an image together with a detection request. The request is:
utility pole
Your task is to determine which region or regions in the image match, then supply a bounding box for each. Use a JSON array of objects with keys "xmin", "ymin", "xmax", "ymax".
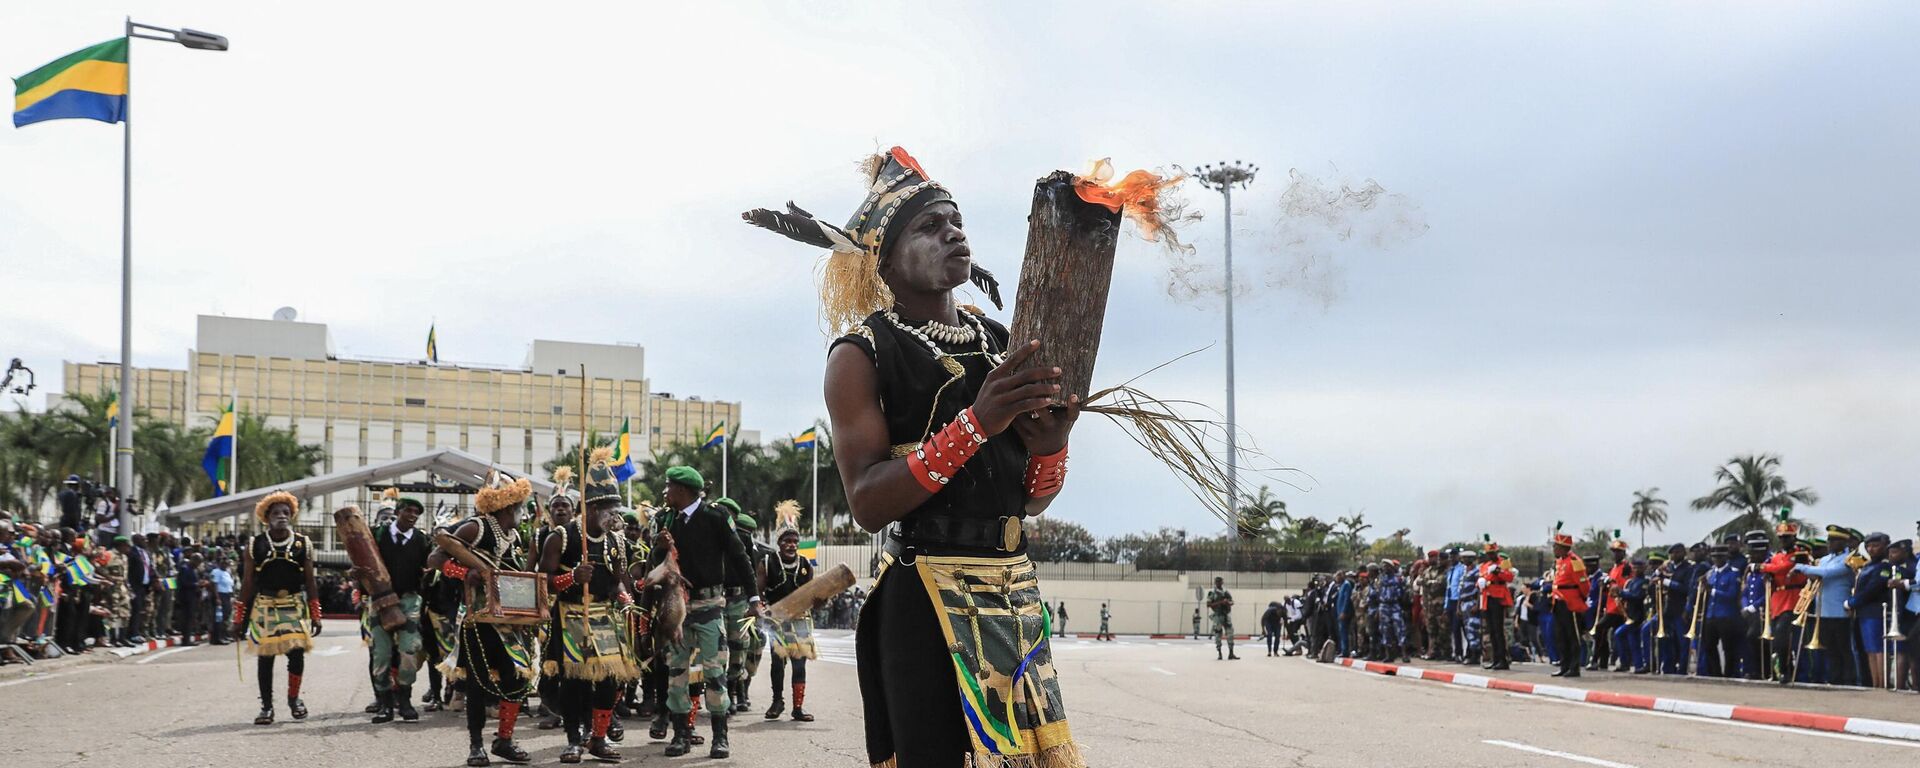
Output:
[{"xmin": 1192, "ymin": 160, "xmax": 1259, "ymax": 537}]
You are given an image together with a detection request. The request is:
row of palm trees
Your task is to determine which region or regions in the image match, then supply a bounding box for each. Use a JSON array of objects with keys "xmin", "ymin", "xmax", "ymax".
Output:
[
  {"xmin": 542, "ymin": 428, "xmax": 849, "ymax": 538},
  {"xmin": 0, "ymin": 393, "xmax": 323, "ymax": 520},
  {"xmin": 1226, "ymin": 452, "xmax": 1819, "ymax": 557}
]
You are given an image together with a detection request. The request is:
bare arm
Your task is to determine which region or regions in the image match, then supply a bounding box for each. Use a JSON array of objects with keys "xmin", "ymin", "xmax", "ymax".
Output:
[
  {"xmin": 827, "ymin": 338, "xmax": 1060, "ymax": 533},
  {"xmin": 239, "ymin": 541, "xmax": 256, "ymax": 606}
]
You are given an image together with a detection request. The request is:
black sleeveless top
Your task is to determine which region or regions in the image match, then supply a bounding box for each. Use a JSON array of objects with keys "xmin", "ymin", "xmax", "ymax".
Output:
[
  {"xmin": 469, "ymin": 514, "xmax": 523, "ymax": 571},
  {"xmin": 550, "ymin": 524, "xmax": 627, "ymax": 603},
  {"xmin": 250, "ymin": 532, "xmax": 309, "ymax": 595},
  {"xmin": 831, "ymin": 310, "xmax": 1030, "ymax": 548},
  {"xmin": 762, "ymin": 551, "xmax": 813, "ymax": 605}
]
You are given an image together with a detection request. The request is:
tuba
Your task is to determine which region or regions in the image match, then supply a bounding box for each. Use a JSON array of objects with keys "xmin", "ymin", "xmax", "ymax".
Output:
[{"xmin": 1794, "ymin": 577, "xmax": 1825, "ymax": 650}]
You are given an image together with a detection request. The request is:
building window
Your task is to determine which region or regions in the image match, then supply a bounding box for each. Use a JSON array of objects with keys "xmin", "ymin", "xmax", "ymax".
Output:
[
  {"xmin": 404, "ymin": 397, "xmax": 427, "ymax": 407},
  {"xmin": 551, "ymin": 405, "xmax": 563, "ymax": 415}
]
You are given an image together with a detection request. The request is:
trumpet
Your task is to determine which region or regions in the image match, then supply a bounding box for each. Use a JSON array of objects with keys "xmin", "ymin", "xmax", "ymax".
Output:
[
  {"xmin": 1760, "ymin": 577, "xmax": 1773, "ymax": 642},
  {"xmin": 1685, "ymin": 572, "xmax": 1708, "ymax": 641},
  {"xmin": 1654, "ymin": 579, "xmax": 1668, "ymax": 640}
]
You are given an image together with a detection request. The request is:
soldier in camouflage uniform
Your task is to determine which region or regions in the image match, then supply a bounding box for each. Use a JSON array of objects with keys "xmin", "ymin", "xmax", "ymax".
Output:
[
  {"xmin": 1370, "ymin": 560, "xmax": 1411, "ymax": 662},
  {"xmin": 1417, "ymin": 551, "xmax": 1449, "ymax": 660},
  {"xmin": 100, "ymin": 536, "xmax": 133, "ymax": 647},
  {"xmin": 1350, "ymin": 569, "xmax": 1373, "ymax": 660},
  {"xmin": 1206, "ymin": 577, "xmax": 1238, "ymax": 660}
]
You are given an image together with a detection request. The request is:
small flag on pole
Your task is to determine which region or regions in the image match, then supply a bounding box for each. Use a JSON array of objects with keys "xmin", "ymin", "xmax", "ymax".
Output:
[
  {"xmin": 105, "ymin": 390, "xmax": 119, "ymax": 429},
  {"xmin": 13, "ymin": 38, "xmax": 128, "ymax": 128},
  {"xmin": 202, "ymin": 399, "xmax": 235, "ymax": 496},
  {"xmin": 426, "ymin": 323, "xmax": 439, "ymax": 363},
  {"xmin": 701, "ymin": 421, "xmax": 727, "ymax": 451},
  {"xmin": 793, "ymin": 428, "xmax": 817, "ymax": 449},
  {"xmin": 612, "ymin": 417, "xmax": 638, "ymax": 482}
]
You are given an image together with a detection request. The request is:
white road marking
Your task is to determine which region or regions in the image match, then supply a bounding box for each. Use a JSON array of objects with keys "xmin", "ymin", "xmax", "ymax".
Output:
[
  {"xmin": 0, "ymin": 665, "xmax": 108, "ymax": 688},
  {"xmin": 1515, "ymin": 693, "xmax": 1920, "ymax": 749},
  {"xmin": 1483, "ymin": 739, "xmax": 1638, "ymax": 768},
  {"xmin": 135, "ymin": 646, "xmax": 195, "ymax": 665},
  {"xmin": 313, "ymin": 644, "xmax": 350, "ymax": 657},
  {"xmin": 1149, "ymin": 667, "xmax": 1176, "ymax": 676}
]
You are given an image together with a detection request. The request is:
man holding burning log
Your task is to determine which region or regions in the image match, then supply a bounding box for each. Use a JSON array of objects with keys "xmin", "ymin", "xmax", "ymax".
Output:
[{"xmin": 746, "ymin": 145, "xmax": 1086, "ymax": 767}]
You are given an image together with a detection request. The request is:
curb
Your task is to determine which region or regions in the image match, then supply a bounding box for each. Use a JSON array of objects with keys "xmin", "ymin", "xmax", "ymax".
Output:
[{"xmin": 1334, "ymin": 657, "xmax": 1920, "ymax": 742}]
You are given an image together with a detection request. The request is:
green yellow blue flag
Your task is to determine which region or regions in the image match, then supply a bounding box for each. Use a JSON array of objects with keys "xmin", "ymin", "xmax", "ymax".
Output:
[
  {"xmin": 426, "ymin": 324, "xmax": 438, "ymax": 363},
  {"xmin": 14, "ymin": 38, "xmax": 128, "ymax": 128},
  {"xmin": 105, "ymin": 389, "xmax": 119, "ymax": 428},
  {"xmin": 793, "ymin": 427, "xmax": 817, "ymax": 449},
  {"xmin": 612, "ymin": 417, "xmax": 637, "ymax": 482},
  {"xmin": 701, "ymin": 421, "xmax": 726, "ymax": 451},
  {"xmin": 202, "ymin": 399, "xmax": 235, "ymax": 496}
]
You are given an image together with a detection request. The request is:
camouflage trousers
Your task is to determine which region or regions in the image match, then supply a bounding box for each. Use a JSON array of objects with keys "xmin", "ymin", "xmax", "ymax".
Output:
[
  {"xmin": 668, "ymin": 596, "xmax": 729, "ymax": 716},
  {"xmin": 367, "ymin": 593, "xmax": 424, "ymax": 691},
  {"xmin": 1423, "ymin": 602, "xmax": 1447, "ymax": 655},
  {"xmin": 726, "ymin": 598, "xmax": 763, "ymax": 689},
  {"xmin": 1211, "ymin": 613, "xmax": 1234, "ymax": 651},
  {"xmin": 1375, "ymin": 608, "xmax": 1407, "ymax": 647}
]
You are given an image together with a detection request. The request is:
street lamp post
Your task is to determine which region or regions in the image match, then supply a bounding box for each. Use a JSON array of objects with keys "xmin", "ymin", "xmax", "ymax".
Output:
[
  {"xmin": 1191, "ymin": 160, "xmax": 1258, "ymax": 537},
  {"xmin": 115, "ymin": 19, "xmax": 227, "ymax": 532}
]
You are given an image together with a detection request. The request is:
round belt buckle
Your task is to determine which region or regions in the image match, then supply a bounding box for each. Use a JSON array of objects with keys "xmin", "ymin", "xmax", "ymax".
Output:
[{"xmin": 1000, "ymin": 516, "xmax": 1022, "ymax": 552}]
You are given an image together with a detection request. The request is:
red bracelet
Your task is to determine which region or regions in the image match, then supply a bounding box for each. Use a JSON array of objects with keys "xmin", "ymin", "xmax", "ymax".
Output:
[
  {"xmin": 551, "ymin": 571, "xmax": 575, "ymax": 592},
  {"xmin": 442, "ymin": 561, "xmax": 469, "ymax": 581},
  {"xmin": 906, "ymin": 408, "xmax": 989, "ymax": 493},
  {"xmin": 1025, "ymin": 445, "xmax": 1069, "ymax": 498},
  {"xmin": 309, "ymin": 599, "xmax": 323, "ymax": 618}
]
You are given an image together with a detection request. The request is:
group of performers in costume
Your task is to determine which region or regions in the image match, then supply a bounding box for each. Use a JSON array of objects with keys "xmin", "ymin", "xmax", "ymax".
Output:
[
  {"xmin": 225, "ymin": 144, "xmax": 1088, "ymax": 768},
  {"xmin": 235, "ymin": 449, "xmax": 830, "ymax": 766}
]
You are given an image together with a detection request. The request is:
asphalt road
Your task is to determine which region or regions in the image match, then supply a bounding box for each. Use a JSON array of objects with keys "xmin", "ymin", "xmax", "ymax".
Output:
[{"xmin": 5, "ymin": 632, "xmax": 1919, "ymax": 767}]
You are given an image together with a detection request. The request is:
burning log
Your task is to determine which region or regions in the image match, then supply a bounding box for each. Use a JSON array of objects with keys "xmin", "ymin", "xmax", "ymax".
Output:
[
  {"xmin": 333, "ymin": 505, "xmax": 409, "ymax": 632},
  {"xmin": 1009, "ymin": 161, "xmax": 1186, "ymax": 404}
]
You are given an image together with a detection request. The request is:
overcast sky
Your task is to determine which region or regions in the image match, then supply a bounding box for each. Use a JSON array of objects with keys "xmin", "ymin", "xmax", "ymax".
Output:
[{"xmin": 6, "ymin": 2, "xmax": 1918, "ymax": 547}]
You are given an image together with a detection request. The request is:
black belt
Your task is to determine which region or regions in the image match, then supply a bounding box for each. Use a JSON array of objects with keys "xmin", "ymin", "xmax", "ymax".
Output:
[{"xmin": 884, "ymin": 514, "xmax": 1026, "ymax": 558}]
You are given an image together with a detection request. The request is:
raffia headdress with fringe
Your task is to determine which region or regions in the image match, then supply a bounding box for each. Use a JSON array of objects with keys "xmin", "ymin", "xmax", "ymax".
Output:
[
  {"xmin": 549, "ymin": 466, "xmax": 580, "ymax": 507},
  {"xmin": 475, "ymin": 471, "xmax": 532, "ymax": 515},
  {"xmin": 742, "ymin": 145, "xmax": 1002, "ymax": 334},
  {"xmin": 254, "ymin": 491, "xmax": 298, "ymax": 524},
  {"xmin": 583, "ymin": 446, "xmax": 622, "ymax": 505}
]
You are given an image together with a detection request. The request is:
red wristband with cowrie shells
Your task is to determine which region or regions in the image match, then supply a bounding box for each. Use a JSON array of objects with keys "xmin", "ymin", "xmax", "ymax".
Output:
[
  {"xmin": 442, "ymin": 561, "xmax": 469, "ymax": 581},
  {"xmin": 1025, "ymin": 445, "xmax": 1069, "ymax": 498},
  {"xmin": 906, "ymin": 407, "xmax": 989, "ymax": 493},
  {"xmin": 551, "ymin": 571, "xmax": 575, "ymax": 592}
]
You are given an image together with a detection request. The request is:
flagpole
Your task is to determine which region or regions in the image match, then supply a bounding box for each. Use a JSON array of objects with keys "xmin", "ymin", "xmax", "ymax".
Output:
[
  {"xmin": 810, "ymin": 436, "xmax": 818, "ymax": 539},
  {"xmin": 114, "ymin": 17, "xmax": 137, "ymax": 536},
  {"xmin": 721, "ymin": 421, "xmax": 729, "ymax": 498}
]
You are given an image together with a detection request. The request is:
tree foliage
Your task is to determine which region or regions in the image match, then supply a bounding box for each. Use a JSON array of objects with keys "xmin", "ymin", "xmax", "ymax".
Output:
[{"xmin": 1690, "ymin": 454, "xmax": 1819, "ymax": 542}]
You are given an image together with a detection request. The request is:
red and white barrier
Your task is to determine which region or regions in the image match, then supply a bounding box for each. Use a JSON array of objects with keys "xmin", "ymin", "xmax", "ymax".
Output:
[{"xmin": 1335, "ymin": 657, "xmax": 1920, "ymax": 743}]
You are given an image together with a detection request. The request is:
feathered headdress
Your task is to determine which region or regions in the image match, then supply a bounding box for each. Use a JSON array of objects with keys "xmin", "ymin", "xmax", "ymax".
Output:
[
  {"xmin": 583, "ymin": 446, "xmax": 622, "ymax": 505},
  {"xmin": 1550, "ymin": 520, "xmax": 1573, "ymax": 548},
  {"xmin": 774, "ymin": 499, "xmax": 802, "ymax": 532},
  {"xmin": 475, "ymin": 471, "xmax": 532, "ymax": 515},
  {"xmin": 377, "ymin": 486, "xmax": 401, "ymax": 511},
  {"xmin": 742, "ymin": 146, "xmax": 1002, "ymax": 334},
  {"xmin": 254, "ymin": 491, "xmax": 298, "ymax": 524},
  {"xmin": 550, "ymin": 466, "xmax": 580, "ymax": 507},
  {"xmin": 1775, "ymin": 505, "xmax": 1800, "ymax": 537}
]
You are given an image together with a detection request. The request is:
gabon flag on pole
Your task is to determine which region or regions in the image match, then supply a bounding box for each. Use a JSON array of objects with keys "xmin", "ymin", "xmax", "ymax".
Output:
[
  {"xmin": 611, "ymin": 417, "xmax": 638, "ymax": 482},
  {"xmin": 201, "ymin": 399, "xmax": 235, "ymax": 496},
  {"xmin": 13, "ymin": 38, "xmax": 128, "ymax": 128}
]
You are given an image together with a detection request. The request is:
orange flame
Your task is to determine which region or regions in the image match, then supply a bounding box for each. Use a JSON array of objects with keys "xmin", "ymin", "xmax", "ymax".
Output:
[{"xmin": 1073, "ymin": 158, "xmax": 1188, "ymax": 244}]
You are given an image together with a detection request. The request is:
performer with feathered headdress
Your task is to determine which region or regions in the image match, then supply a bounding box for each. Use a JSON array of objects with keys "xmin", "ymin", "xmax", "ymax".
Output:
[
  {"xmin": 428, "ymin": 471, "xmax": 536, "ymax": 766},
  {"xmin": 538, "ymin": 448, "xmax": 640, "ymax": 763},
  {"xmin": 746, "ymin": 146, "xmax": 1083, "ymax": 768},
  {"xmin": 237, "ymin": 491, "xmax": 320, "ymax": 725}
]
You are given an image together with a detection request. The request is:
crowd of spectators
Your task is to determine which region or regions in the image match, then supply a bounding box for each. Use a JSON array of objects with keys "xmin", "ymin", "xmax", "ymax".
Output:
[{"xmin": 0, "ymin": 495, "xmax": 252, "ymax": 663}]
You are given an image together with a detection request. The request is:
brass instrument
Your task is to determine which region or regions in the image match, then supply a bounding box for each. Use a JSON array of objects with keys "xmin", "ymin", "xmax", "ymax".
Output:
[
  {"xmin": 1654, "ymin": 576, "xmax": 1668, "ymax": 640},
  {"xmin": 1886, "ymin": 580, "xmax": 1902, "ymax": 690},
  {"xmin": 1760, "ymin": 577, "xmax": 1773, "ymax": 641},
  {"xmin": 1685, "ymin": 572, "xmax": 1708, "ymax": 641}
]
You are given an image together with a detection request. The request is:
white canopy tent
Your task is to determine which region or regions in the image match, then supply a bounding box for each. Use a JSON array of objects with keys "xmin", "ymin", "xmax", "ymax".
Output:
[{"xmin": 166, "ymin": 448, "xmax": 557, "ymax": 525}]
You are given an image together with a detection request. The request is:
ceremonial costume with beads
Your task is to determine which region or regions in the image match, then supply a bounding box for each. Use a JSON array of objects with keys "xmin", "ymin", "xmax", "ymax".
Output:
[
  {"xmin": 534, "ymin": 467, "xmax": 580, "ymax": 728},
  {"xmin": 447, "ymin": 475, "xmax": 538, "ymax": 762},
  {"xmin": 241, "ymin": 492, "xmax": 318, "ymax": 722},
  {"xmin": 761, "ymin": 529, "xmax": 816, "ymax": 717},
  {"xmin": 750, "ymin": 145, "xmax": 1082, "ymax": 768},
  {"xmin": 545, "ymin": 451, "xmax": 640, "ymax": 755}
]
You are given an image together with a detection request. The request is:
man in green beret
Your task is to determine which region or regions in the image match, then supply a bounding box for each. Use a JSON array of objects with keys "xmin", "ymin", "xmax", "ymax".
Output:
[
  {"xmin": 360, "ymin": 495, "xmax": 430, "ymax": 724},
  {"xmin": 652, "ymin": 469, "xmax": 758, "ymax": 758}
]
